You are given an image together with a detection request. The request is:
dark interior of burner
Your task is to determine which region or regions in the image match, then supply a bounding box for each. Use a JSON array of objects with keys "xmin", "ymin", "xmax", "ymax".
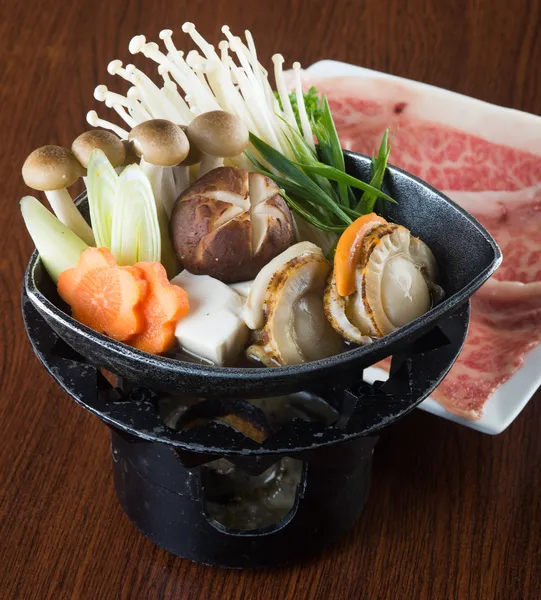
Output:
[{"xmin": 201, "ymin": 457, "xmax": 304, "ymax": 532}]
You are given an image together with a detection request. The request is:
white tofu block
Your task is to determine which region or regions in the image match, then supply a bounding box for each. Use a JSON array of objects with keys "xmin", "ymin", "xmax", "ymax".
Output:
[{"xmin": 171, "ymin": 271, "xmax": 249, "ymax": 365}]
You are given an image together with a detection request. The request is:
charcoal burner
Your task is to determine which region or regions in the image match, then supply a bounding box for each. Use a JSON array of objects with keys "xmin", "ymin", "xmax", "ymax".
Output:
[
  {"xmin": 21, "ymin": 150, "xmax": 501, "ymax": 567},
  {"xmin": 23, "ymin": 290, "xmax": 469, "ymax": 567}
]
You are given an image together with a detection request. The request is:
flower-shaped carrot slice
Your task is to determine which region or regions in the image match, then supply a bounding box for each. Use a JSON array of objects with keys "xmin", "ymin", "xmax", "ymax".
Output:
[
  {"xmin": 58, "ymin": 248, "xmax": 148, "ymax": 341},
  {"xmin": 129, "ymin": 262, "xmax": 189, "ymax": 355}
]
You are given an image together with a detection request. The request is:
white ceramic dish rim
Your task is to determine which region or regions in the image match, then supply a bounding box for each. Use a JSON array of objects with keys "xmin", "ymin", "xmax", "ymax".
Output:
[{"xmin": 306, "ymin": 59, "xmax": 541, "ymax": 435}]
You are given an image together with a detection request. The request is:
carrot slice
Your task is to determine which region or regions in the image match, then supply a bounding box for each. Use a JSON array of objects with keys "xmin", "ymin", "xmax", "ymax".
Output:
[
  {"xmin": 58, "ymin": 248, "xmax": 148, "ymax": 341},
  {"xmin": 58, "ymin": 247, "xmax": 117, "ymax": 306},
  {"xmin": 334, "ymin": 213, "xmax": 389, "ymax": 297},
  {"xmin": 129, "ymin": 262, "xmax": 189, "ymax": 354},
  {"xmin": 57, "ymin": 249, "xmax": 188, "ymax": 352}
]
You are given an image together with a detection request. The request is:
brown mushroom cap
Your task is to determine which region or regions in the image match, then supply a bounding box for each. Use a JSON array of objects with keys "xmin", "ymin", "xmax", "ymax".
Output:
[
  {"xmin": 122, "ymin": 139, "xmax": 140, "ymax": 165},
  {"xmin": 178, "ymin": 125, "xmax": 203, "ymax": 166},
  {"xmin": 22, "ymin": 145, "xmax": 85, "ymax": 191},
  {"xmin": 187, "ymin": 111, "xmax": 249, "ymax": 158},
  {"xmin": 170, "ymin": 167, "xmax": 294, "ymax": 282},
  {"xmin": 128, "ymin": 119, "xmax": 190, "ymax": 167},
  {"xmin": 71, "ymin": 129, "xmax": 126, "ymax": 168}
]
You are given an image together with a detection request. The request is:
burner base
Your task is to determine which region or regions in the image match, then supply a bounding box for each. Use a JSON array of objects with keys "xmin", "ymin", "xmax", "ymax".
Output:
[{"xmin": 111, "ymin": 430, "xmax": 377, "ymax": 568}]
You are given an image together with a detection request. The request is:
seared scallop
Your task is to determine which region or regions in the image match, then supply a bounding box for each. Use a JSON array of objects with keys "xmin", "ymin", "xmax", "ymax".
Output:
[
  {"xmin": 246, "ymin": 245, "xmax": 344, "ymax": 366},
  {"xmin": 325, "ymin": 224, "xmax": 442, "ymax": 343}
]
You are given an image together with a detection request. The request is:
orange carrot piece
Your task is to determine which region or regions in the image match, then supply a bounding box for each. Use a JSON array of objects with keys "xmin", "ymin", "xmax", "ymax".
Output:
[
  {"xmin": 334, "ymin": 213, "xmax": 388, "ymax": 297},
  {"xmin": 58, "ymin": 247, "xmax": 117, "ymax": 306},
  {"xmin": 70, "ymin": 265, "xmax": 148, "ymax": 341},
  {"xmin": 130, "ymin": 262, "xmax": 189, "ymax": 355},
  {"xmin": 58, "ymin": 248, "xmax": 148, "ymax": 341}
]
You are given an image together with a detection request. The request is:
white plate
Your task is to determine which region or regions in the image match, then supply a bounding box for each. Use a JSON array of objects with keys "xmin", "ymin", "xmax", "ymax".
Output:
[{"xmin": 306, "ymin": 59, "xmax": 541, "ymax": 435}]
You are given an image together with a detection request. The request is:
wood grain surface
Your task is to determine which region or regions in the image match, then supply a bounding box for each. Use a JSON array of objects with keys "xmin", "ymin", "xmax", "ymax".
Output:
[{"xmin": 2, "ymin": 0, "xmax": 541, "ymax": 598}]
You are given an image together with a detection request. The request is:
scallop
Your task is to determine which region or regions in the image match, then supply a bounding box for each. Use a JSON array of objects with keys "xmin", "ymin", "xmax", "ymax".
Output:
[
  {"xmin": 325, "ymin": 224, "xmax": 442, "ymax": 343},
  {"xmin": 246, "ymin": 248, "xmax": 344, "ymax": 366}
]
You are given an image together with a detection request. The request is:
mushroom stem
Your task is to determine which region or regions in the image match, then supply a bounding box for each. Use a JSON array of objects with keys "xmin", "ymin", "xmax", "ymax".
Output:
[
  {"xmin": 107, "ymin": 60, "xmax": 132, "ymax": 82},
  {"xmin": 273, "ymin": 55, "xmax": 298, "ymax": 131},
  {"xmin": 199, "ymin": 154, "xmax": 223, "ymax": 176},
  {"xmin": 127, "ymin": 63, "xmax": 181, "ymax": 122},
  {"xmin": 172, "ymin": 165, "xmax": 190, "ymax": 198},
  {"xmin": 126, "ymin": 87, "xmax": 153, "ymax": 122},
  {"xmin": 146, "ymin": 31, "xmax": 221, "ymax": 114},
  {"xmin": 44, "ymin": 189, "xmax": 95, "ymax": 245},
  {"xmin": 86, "ymin": 111, "xmax": 129, "ymax": 139},
  {"xmin": 112, "ymin": 104, "xmax": 137, "ymax": 128},
  {"xmin": 292, "ymin": 62, "xmax": 316, "ymax": 152},
  {"xmin": 159, "ymin": 85, "xmax": 194, "ymax": 124}
]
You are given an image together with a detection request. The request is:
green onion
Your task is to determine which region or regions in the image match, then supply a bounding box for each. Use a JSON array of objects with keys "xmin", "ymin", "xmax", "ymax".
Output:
[
  {"xmin": 275, "ymin": 86, "xmax": 322, "ymax": 131},
  {"xmin": 296, "ymin": 162, "xmax": 397, "ymax": 204},
  {"xmin": 279, "ymin": 191, "xmax": 345, "ymax": 232},
  {"xmin": 250, "ymin": 87, "xmax": 396, "ymax": 237},
  {"xmin": 356, "ymin": 129, "xmax": 392, "ymax": 213},
  {"xmin": 87, "ymin": 149, "xmax": 119, "ymax": 249},
  {"xmin": 249, "ymin": 133, "xmax": 353, "ymax": 225},
  {"xmin": 20, "ymin": 196, "xmax": 88, "ymax": 283},
  {"xmin": 318, "ymin": 95, "xmax": 349, "ymax": 207},
  {"xmin": 111, "ymin": 164, "xmax": 161, "ymax": 266}
]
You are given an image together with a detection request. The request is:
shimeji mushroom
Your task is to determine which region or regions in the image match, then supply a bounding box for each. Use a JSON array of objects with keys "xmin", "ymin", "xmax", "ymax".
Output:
[
  {"xmin": 86, "ymin": 110, "xmax": 129, "ymax": 139},
  {"xmin": 187, "ymin": 110, "xmax": 249, "ymax": 176},
  {"xmin": 72, "ymin": 129, "xmax": 127, "ymax": 183},
  {"xmin": 22, "ymin": 145, "xmax": 95, "ymax": 245},
  {"xmin": 72, "ymin": 129, "xmax": 126, "ymax": 168},
  {"xmin": 128, "ymin": 119, "xmax": 190, "ymax": 217},
  {"xmin": 174, "ymin": 125, "xmax": 203, "ymax": 196},
  {"xmin": 122, "ymin": 139, "xmax": 139, "ymax": 165}
]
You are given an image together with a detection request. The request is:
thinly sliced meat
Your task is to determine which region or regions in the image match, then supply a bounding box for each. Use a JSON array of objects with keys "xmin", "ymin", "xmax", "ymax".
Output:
[
  {"xmin": 447, "ymin": 187, "xmax": 541, "ymax": 283},
  {"xmin": 301, "ymin": 74, "xmax": 541, "ymax": 191},
  {"xmin": 301, "ymin": 73, "xmax": 541, "ymax": 419},
  {"xmin": 432, "ymin": 277, "xmax": 541, "ymax": 418},
  {"xmin": 430, "ymin": 320, "xmax": 539, "ymax": 419}
]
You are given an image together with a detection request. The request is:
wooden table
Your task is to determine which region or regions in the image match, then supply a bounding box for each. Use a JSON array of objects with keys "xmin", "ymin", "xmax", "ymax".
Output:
[{"xmin": 2, "ymin": 0, "xmax": 541, "ymax": 598}]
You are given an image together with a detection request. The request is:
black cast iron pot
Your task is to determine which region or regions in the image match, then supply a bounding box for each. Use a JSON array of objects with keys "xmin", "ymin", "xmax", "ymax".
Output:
[{"xmin": 22, "ymin": 151, "xmax": 501, "ymax": 567}]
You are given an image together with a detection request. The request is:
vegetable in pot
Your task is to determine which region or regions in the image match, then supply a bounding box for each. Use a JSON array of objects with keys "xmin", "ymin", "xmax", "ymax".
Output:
[
  {"xmin": 170, "ymin": 166, "xmax": 295, "ymax": 283},
  {"xmin": 187, "ymin": 110, "xmax": 249, "ymax": 175},
  {"xmin": 58, "ymin": 247, "xmax": 149, "ymax": 341},
  {"xmin": 22, "ymin": 145, "xmax": 95, "ymax": 246},
  {"xmin": 72, "ymin": 129, "xmax": 126, "ymax": 170},
  {"xmin": 110, "ymin": 163, "xmax": 162, "ymax": 266},
  {"xmin": 86, "ymin": 149, "xmax": 120, "ymax": 250},
  {"xmin": 20, "ymin": 196, "xmax": 88, "ymax": 284},
  {"xmin": 57, "ymin": 247, "xmax": 189, "ymax": 352},
  {"xmin": 129, "ymin": 118, "xmax": 190, "ymax": 217}
]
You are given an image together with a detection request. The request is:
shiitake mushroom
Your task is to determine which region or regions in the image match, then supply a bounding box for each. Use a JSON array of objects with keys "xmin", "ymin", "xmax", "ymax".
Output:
[{"xmin": 169, "ymin": 166, "xmax": 295, "ymax": 283}]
